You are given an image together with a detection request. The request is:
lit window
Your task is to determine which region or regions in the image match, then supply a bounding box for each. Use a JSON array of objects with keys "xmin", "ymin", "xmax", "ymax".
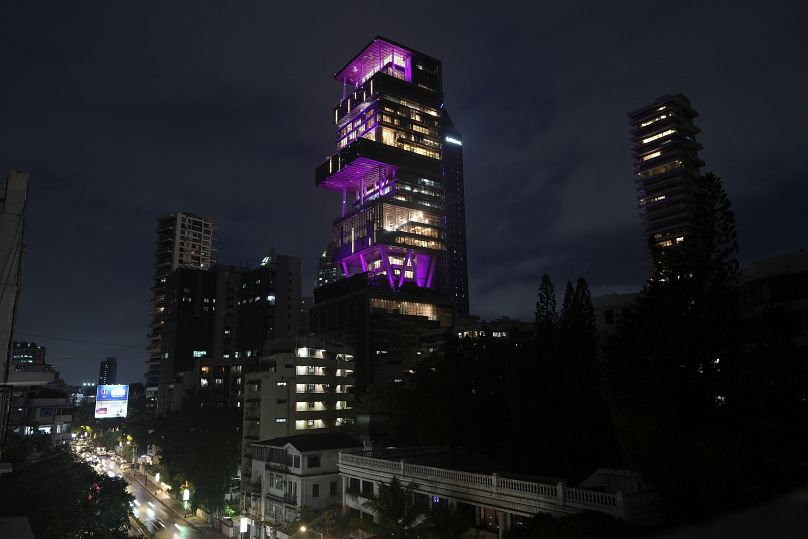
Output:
[
  {"xmin": 193, "ymin": 350, "xmax": 207, "ymax": 358},
  {"xmin": 275, "ymin": 418, "xmax": 287, "ymax": 423}
]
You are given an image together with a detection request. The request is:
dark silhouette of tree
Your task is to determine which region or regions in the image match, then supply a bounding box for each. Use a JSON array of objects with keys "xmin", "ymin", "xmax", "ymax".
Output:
[
  {"xmin": 0, "ymin": 433, "xmax": 132, "ymax": 538},
  {"xmin": 599, "ymin": 171, "xmax": 797, "ymax": 522},
  {"xmin": 359, "ymin": 476, "xmax": 427, "ymax": 538},
  {"xmin": 153, "ymin": 407, "xmax": 241, "ymax": 514},
  {"xmin": 535, "ymin": 273, "xmax": 558, "ymax": 344}
]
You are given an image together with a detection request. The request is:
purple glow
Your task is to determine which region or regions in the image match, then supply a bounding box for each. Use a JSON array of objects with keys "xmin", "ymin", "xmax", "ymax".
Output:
[{"xmin": 335, "ymin": 38, "xmax": 413, "ymax": 86}]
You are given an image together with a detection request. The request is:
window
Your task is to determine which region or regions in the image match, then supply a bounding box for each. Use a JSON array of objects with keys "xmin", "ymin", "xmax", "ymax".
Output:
[
  {"xmin": 200, "ymin": 378, "xmax": 209, "ymax": 387},
  {"xmin": 330, "ymin": 480, "xmax": 338, "ymax": 496},
  {"xmin": 361, "ymin": 480, "xmax": 374, "ymax": 497},
  {"xmin": 307, "ymin": 420, "xmax": 315, "ymax": 427},
  {"xmin": 312, "ymin": 483, "xmax": 320, "ymax": 498},
  {"xmin": 193, "ymin": 350, "xmax": 207, "ymax": 358},
  {"xmin": 307, "ymin": 455, "xmax": 321, "ymax": 468},
  {"xmin": 293, "ymin": 455, "xmax": 300, "ymax": 468}
]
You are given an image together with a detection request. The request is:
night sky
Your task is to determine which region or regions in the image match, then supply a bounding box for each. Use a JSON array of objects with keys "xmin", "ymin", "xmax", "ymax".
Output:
[{"xmin": 1, "ymin": 1, "xmax": 806, "ymax": 385}]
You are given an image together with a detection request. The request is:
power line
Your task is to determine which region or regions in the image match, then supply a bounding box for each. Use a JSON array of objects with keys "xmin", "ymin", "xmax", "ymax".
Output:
[{"xmin": 14, "ymin": 332, "xmax": 144, "ymax": 349}]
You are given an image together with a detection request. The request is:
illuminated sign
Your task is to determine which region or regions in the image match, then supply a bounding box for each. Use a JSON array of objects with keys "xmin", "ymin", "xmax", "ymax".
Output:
[
  {"xmin": 445, "ymin": 136, "xmax": 462, "ymax": 146},
  {"xmin": 95, "ymin": 385, "xmax": 129, "ymax": 419}
]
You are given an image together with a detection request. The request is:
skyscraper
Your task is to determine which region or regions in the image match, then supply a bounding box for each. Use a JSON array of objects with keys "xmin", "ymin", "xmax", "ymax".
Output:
[
  {"xmin": 98, "ymin": 357, "xmax": 117, "ymax": 386},
  {"xmin": 441, "ymin": 111, "xmax": 470, "ymax": 317},
  {"xmin": 145, "ymin": 212, "xmax": 216, "ymax": 413},
  {"xmin": 310, "ymin": 37, "xmax": 460, "ymax": 389},
  {"xmin": 628, "ymin": 94, "xmax": 705, "ymax": 254}
]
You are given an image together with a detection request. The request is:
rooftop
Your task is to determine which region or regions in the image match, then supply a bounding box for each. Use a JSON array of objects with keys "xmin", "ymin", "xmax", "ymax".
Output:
[
  {"xmin": 335, "ymin": 36, "xmax": 437, "ymax": 87},
  {"xmin": 254, "ymin": 433, "xmax": 361, "ymax": 453}
]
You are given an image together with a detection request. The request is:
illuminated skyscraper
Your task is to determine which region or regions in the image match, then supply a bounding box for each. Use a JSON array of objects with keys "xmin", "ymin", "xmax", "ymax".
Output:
[
  {"xmin": 311, "ymin": 37, "xmax": 464, "ymax": 388},
  {"xmin": 628, "ymin": 94, "xmax": 705, "ymax": 254}
]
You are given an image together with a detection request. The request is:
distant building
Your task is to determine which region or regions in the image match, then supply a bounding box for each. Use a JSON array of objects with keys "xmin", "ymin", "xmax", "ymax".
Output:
[
  {"xmin": 237, "ymin": 253, "xmax": 303, "ymax": 366},
  {"xmin": 591, "ymin": 293, "xmax": 639, "ymax": 350},
  {"xmin": 146, "ymin": 212, "xmax": 217, "ymax": 413},
  {"xmin": 98, "ymin": 357, "xmax": 117, "ymax": 386},
  {"xmin": 240, "ymin": 340, "xmax": 355, "ymax": 503},
  {"xmin": 11, "ymin": 341, "xmax": 55, "ymax": 374},
  {"xmin": 244, "ymin": 433, "xmax": 361, "ymax": 536},
  {"xmin": 314, "ymin": 243, "xmax": 342, "ymax": 290},
  {"xmin": 628, "ymin": 94, "xmax": 705, "ymax": 258},
  {"xmin": 740, "ymin": 251, "xmax": 808, "ymax": 348},
  {"xmin": 158, "ymin": 264, "xmax": 245, "ymax": 413},
  {"xmin": 10, "ymin": 389, "xmax": 74, "ymax": 446}
]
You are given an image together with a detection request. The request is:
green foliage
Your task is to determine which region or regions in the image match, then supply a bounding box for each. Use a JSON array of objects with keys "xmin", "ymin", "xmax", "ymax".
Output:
[
  {"xmin": 359, "ymin": 477, "xmax": 428, "ymax": 538},
  {"xmin": 0, "ymin": 434, "xmax": 133, "ymax": 538},
  {"xmin": 505, "ymin": 511, "xmax": 638, "ymax": 539},
  {"xmin": 534, "ymin": 273, "xmax": 558, "ymax": 342},
  {"xmin": 152, "ymin": 407, "xmax": 241, "ymax": 514}
]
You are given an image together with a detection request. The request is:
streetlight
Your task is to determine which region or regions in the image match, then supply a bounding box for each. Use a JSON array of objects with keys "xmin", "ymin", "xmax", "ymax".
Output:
[{"xmin": 299, "ymin": 525, "xmax": 324, "ymax": 538}]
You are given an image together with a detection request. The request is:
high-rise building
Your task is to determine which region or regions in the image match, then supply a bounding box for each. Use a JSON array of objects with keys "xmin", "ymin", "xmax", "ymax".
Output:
[
  {"xmin": 157, "ymin": 253, "xmax": 303, "ymax": 413},
  {"xmin": 314, "ymin": 243, "xmax": 342, "ymax": 290},
  {"xmin": 238, "ymin": 252, "xmax": 303, "ymax": 367},
  {"xmin": 98, "ymin": 357, "xmax": 117, "ymax": 386},
  {"xmin": 310, "ymin": 37, "xmax": 460, "ymax": 389},
  {"xmin": 158, "ymin": 264, "xmax": 244, "ymax": 413},
  {"xmin": 441, "ymin": 111, "xmax": 470, "ymax": 317},
  {"xmin": 628, "ymin": 94, "xmax": 705, "ymax": 254},
  {"xmin": 145, "ymin": 212, "xmax": 216, "ymax": 413}
]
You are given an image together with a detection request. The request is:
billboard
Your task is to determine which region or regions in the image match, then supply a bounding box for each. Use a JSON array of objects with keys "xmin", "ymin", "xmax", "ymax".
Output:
[{"xmin": 95, "ymin": 385, "xmax": 129, "ymax": 419}]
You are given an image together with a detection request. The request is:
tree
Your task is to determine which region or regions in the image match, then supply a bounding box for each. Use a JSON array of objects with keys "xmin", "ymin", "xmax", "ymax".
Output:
[
  {"xmin": 153, "ymin": 407, "xmax": 241, "ymax": 514},
  {"xmin": 534, "ymin": 273, "xmax": 558, "ymax": 343},
  {"xmin": 600, "ymin": 171, "xmax": 771, "ymax": 521},
  {"xmin": 359, "ymin": 477, "xmax": 428, "ymax": 538},
  {"xmin": 0, "ymin": 434, "xmax": 132, "ymax": 538}
]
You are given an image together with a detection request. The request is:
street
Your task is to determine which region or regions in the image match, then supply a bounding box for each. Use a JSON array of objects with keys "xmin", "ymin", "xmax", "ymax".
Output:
[
  {"xmin": 126, "ymin": 471, "xmax": 202, "ymax": 538},
  {"xmin": 71, "ymin": 443, "xmax": 224, "ymax": 539}
]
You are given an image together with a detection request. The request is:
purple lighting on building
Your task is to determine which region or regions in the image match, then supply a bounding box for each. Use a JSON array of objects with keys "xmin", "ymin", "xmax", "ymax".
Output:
[{"xmin": 335, "ymin": 37, "xmax": 413, "ymax": 87}]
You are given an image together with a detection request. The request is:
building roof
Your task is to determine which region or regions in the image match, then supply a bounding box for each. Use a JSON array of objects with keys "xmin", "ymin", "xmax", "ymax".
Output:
[{"xmin": 254, "ymin": 433, "xmax": 361, "ymax": 453}]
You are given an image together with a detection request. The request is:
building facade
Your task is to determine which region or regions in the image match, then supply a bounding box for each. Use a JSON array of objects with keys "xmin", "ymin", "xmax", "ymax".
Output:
[
  {"xmin": 158, "ymin": 264, "xmax": 244, "ymax": 413},
  {"xmin": 98, "ymin": 357, "xmax": 117, "ymax": 386},
  {"xmin": 1, "ymin": 171, "xmax": 30, "ymax": 460},
  {"xmin": 237, "ymin": 253, "xmax": 303, "ymax": 367},
  {"xmin": 310, "ymin": 36, "xmax": 463, "ymax": 391},
  {"xmin": 146, "ymin": 212, "xmax": 217, "ymax": 413},
  {"xmin": 441, "ymin": 111, "xmax": 470, "ymax": 317},
  {"xmin": 241, "ymin": 342, "xmax": 355, "ymax": 502},
  {"xmin": 245, "ymin": 433, "xmax": 361, "ymax": 537},
  {"xmin": 628, "ymin": 94, "xmax": 705, "ymax": 255}
]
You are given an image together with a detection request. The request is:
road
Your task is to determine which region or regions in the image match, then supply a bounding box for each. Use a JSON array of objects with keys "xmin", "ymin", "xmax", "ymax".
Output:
[
  {"xmin": 126, "ymin": 472, "xmax": 201, "ymax": 538},
  {"xmin": 71, "ymin": 444, "xmax": 222, "ymax": 539}
]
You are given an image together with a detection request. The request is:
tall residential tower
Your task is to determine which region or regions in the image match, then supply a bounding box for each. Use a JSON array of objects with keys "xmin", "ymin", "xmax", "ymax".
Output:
[
  {"xmin": 310, "ymin": 37, "xmax": 464, "ymax": 389},
  {"xmin": 145, "ymin": 212, "xmax": 216, "ymax": 413},
  {"xmin": 628, "ymin": 94, "xmax": 705, "ymax": 254}
]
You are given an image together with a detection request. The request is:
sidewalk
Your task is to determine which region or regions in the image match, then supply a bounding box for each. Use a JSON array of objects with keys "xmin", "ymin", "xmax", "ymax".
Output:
[{"xmin": 125, "ymin": 469, "xmax": 229, "ymax": 538}]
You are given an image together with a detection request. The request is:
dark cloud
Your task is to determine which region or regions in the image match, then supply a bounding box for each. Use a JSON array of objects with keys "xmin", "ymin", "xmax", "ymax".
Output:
[{"xmin": 1, "ymin": 1, "xmax": 806, "ymax": 384}]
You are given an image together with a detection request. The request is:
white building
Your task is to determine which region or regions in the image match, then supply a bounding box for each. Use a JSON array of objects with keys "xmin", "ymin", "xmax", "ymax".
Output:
[
  {"xmin": 339, "ymin": 448, "xmax": 661, "ymax": 538},
  {"xmin": 241, "ymin": 341, "xmax": 355, "ymax": 498},
  {"xmin": 246, "ymin": 433, "xmax": 361, "ymax": 538}
]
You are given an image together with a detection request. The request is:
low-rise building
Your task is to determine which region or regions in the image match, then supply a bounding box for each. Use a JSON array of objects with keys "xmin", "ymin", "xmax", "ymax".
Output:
[
  {"xmin": 241, "ymin": 340, "xmax": 355, "ymax": 502},
  {"xmin": 245, "ymin": 433, "xmax": 361, "ymax": 538}
]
